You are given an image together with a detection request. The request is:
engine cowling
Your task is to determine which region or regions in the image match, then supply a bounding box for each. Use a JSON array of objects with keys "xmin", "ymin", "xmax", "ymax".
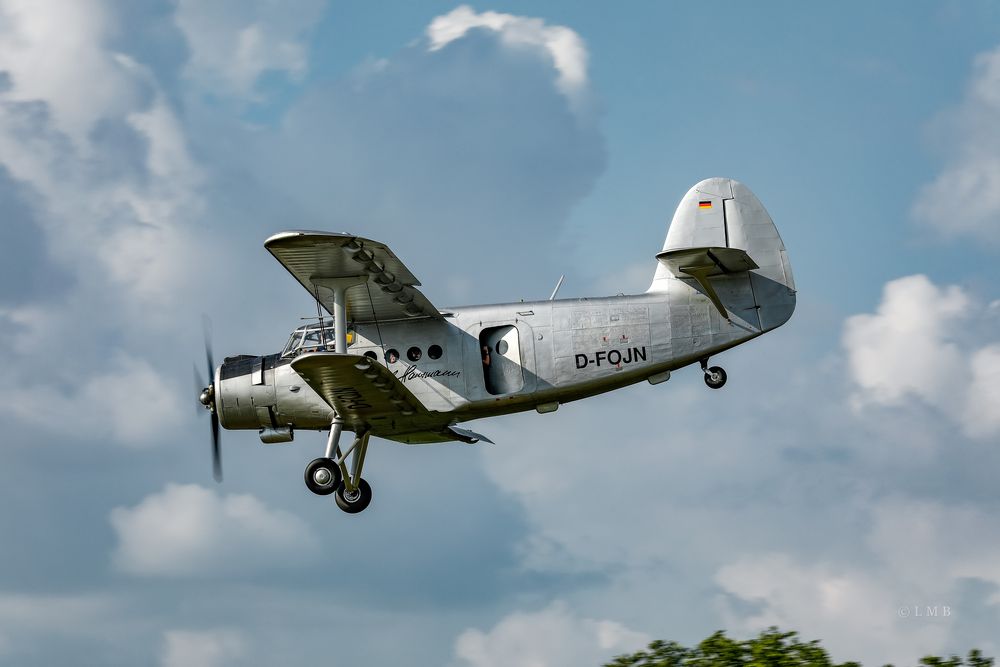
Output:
[{"xmin": 216, "ymin": 354, "xmax": 278, "ymax": 430}]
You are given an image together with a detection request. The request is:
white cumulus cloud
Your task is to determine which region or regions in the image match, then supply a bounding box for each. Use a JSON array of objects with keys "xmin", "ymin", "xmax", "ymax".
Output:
[
  {"xmin": 454, "ymin": 602, "xmax": 648, "ymax": 667},
  {"xmin": 427, "ymin": 5, "xmax": 589, "ymax": 109},
  {"xmin": 843, "ymin": 274, "xmax": 969, "ymax": 408},
  {"xmin": 110, "ymin": 484, "xmax": 320, "ymax": 576},
  {"xmin": 843, "ymin": 274, "xmax": 1000, "ymax": 438},
  {"xmin": 913, "ymin": 45, "xmax": 1000, "ymax": 244}
]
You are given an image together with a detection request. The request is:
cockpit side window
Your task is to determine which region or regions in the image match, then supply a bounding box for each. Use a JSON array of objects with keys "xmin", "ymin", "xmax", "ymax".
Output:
[
  {"xmin": 281, "ymin": 332, "xmax": 302, "ymax": 357},
  {"xmin": 281, "ymin": 323, "xmax": 354, "ymax": 358}
]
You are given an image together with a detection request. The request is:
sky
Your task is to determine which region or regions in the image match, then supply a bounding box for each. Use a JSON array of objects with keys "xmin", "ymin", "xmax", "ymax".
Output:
[{"xmin": 1, "ymin": 1, "xmax": 1000, "ymax": 665}]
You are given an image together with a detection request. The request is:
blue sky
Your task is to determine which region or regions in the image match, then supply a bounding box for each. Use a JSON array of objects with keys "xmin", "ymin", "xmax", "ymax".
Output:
[{"xmin": 1, "ymin": 1, "xmax": 1000, "ymax": 665}]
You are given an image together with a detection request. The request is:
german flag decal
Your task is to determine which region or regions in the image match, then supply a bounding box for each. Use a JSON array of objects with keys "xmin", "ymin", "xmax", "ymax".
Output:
[{"xmin": 698, "ymin": 200, "xmax": 712, "ymax": 209}]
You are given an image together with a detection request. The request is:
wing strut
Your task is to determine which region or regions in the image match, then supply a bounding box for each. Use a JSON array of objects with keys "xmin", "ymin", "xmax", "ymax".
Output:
[
  {"xmin": 312, "ymin": 276, "xmax": 367, "ymax": 352},
  {"xmin": 313, "ymin": 286, "xmax": 329, "ymax": 348}
]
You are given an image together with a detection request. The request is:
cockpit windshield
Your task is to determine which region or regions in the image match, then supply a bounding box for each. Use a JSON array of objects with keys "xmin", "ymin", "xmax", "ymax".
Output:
[{"xmin": 281, "ymin": 322, "xmax": 353, "ymax": 358}]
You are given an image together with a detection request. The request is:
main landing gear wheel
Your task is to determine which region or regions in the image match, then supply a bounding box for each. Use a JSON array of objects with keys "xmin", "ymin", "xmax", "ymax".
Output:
[
  {"xmin": 704, "ymin": 366, "xmax": 727, "ymax": 389},
  {"xmin": 304, "ymin": 458, "xmax": 342, "ymax": 496},
  {"xmin": 335, "ymin": 478, "xmax": 372, "ymax": 514}
]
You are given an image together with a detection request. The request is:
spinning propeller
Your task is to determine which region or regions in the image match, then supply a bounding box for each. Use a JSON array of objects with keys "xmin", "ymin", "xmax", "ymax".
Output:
[{"xmin": 194, "ymin": 318, "xmax": 222, "ymax": 482}]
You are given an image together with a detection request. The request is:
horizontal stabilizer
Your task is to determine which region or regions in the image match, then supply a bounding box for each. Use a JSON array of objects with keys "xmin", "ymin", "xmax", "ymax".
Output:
[
  {"xmin": 655, "ymin": 246, "xmax": 758, "ymax": 320},
  {"xmin": 655, "ymin": 246, "xmax": 758, "ymax": 276}
]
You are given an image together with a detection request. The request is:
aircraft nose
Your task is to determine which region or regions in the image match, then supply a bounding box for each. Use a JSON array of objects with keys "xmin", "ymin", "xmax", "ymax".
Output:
[{"xmin": 199, "ymin": 385, "xmax": 214, "ymax": 407}]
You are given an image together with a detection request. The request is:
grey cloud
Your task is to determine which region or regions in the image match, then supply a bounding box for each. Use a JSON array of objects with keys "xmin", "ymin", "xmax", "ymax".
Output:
[
  {"xmin": 88, "ymin": 115, "xmax": 155, "ymax": 184},
  {"xmin": 947, "ymin": 579, "xmax": 1000, "ymax": 658},
  {"xmin": 239, "ymin": 31, "xmax": 606, "ymax": 304},
  {"xmin": 0, "ymin": 167, "xmax": 71, "ymax": 304},
  {"xmin": 161, "ymin": 628, "xmax": 247, "ymax": 667},
  {"xmin": 173, "ymin": 0, "xmax": 326, "ymax": 97}
]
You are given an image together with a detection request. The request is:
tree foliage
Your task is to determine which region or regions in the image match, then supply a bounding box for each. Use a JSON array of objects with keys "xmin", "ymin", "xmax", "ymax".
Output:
[{"xmin": 603, "ymin": 628, "xmax": 993, "ymax": 667}]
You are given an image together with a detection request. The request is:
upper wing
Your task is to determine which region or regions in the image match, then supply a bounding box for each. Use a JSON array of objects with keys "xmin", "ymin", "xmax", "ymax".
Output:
[{"xmin": 265, "ymin": 231, "xmax": 443, "ymax": 323}]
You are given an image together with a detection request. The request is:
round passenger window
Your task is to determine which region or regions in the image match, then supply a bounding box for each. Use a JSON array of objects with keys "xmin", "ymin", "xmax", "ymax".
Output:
[
  {"xmin": 496, "ymin": 340, "xmax": 508, "ymax": 355},
  {"xmin": 364, "ymin": 351, "xmax": 378, "ymax": 361},
  {"xmin": 407, "ymin": 346, "xmax": 422, "ymax": 362},
  {"xmin": 428, "ymin": 344, "xmax": 443, "ymax": 360},
  {"xmin": 385, "ymin": 349, "xmax": 400, "ymax": 363}
]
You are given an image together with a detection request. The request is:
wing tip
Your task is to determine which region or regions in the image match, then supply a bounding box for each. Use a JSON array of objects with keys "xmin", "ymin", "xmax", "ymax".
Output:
[
  {"xmin": 446, "ymin": 425, "xmax": 495, "ymax": 445},
  {"xmin": 264, "ymin": 230, "xmax": 357, "ymax": 248}
]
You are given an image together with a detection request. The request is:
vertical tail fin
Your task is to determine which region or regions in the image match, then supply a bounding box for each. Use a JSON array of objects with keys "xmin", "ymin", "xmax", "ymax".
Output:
[{"xmin": 649, "ymin": 178, "xmax": 795, "ymax": 332}]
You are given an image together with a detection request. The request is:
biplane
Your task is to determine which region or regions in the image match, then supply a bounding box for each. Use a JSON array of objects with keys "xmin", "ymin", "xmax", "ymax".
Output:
[{"xmin": 197, "ymin": 178, "xmax": 795, "ymax": 513}]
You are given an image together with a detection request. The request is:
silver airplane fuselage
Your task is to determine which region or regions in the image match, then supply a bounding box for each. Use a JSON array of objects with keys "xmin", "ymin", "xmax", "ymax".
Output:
[{"xmin": 216, "ymin": 260, "xmax": 794, "ymax": 444}]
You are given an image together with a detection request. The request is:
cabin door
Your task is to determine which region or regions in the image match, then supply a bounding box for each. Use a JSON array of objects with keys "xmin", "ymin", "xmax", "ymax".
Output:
[{"xmin": 480, "ymin": 325, "xmax": 523, "ymax": 395}]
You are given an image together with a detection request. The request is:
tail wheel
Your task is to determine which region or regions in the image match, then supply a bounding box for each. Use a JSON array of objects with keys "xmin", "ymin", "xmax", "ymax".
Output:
[
  {"xmin": 704, "ymin": 366, "xmax": 727, "ymax": 389},
  {"xmin": 305, "ymin": 458, "xmax": 342, "ymax": 496},
  {"xmin": 335, "ymin": 478, "xmax": 373, "ymax": 514}
]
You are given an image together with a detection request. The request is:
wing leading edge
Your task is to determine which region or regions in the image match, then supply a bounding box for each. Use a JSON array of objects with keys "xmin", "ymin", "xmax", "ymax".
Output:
[{"xmin": 265, "ymin": 231, "xmax": 443, "ymax": 323}]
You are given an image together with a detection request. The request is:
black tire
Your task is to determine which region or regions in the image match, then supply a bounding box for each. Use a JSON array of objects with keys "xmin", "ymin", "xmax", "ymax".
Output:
[
  {"xmin": 704, "ymin": 366, "xmax": 727, "ymax": 389},
  {"xmin": 304, "ymin": 458, "xmax": 341, "ymax": 496},
  {"xmin": 335, "ymin": 478, "xmax": 373, "ymax": 514}
]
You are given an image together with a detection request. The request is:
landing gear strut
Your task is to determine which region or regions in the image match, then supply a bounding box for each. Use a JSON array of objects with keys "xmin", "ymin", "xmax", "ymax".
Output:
[
  {"xmin": 301, "ymin": 279, "xmax": 374, "ymax": 513},
  {"xmin": 700, "ymin": 358, "xmax": 727, "ymax": 389},
  {"xmin": 303, "ymin": 416, "xmax": 373, "ymax": 513}
]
